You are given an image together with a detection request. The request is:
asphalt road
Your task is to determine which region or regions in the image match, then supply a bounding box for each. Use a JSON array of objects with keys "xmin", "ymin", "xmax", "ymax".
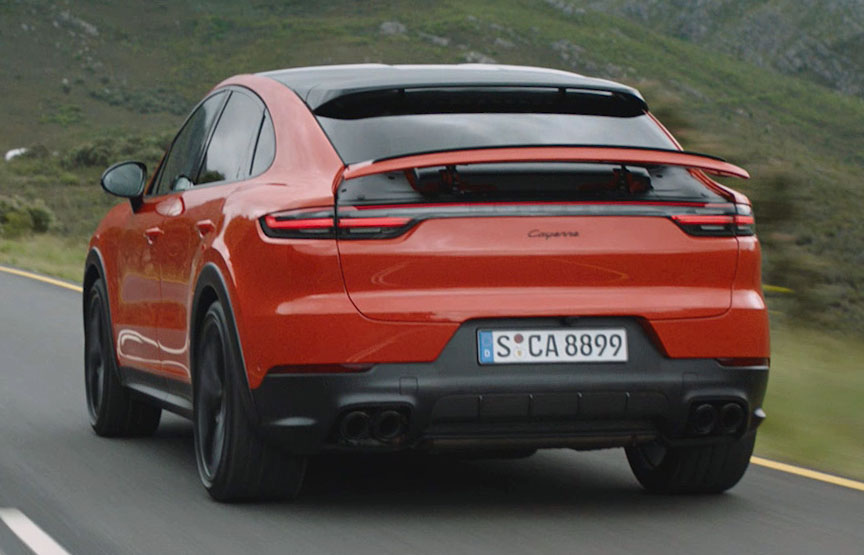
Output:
[{"xmin": 0, "ymin": 270, "xmax": 862, "ymax": 555}]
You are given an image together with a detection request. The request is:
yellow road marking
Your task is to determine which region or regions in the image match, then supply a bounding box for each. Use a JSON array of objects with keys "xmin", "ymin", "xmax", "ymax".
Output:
[
  {"xmin": 751, "ymin": 456, "xmax": 864, "ymax": 492},
  {"xmin": 0, "ymin": 265, "xmax": 83, "ymax": 293},
  {"xmin": 1, "ymin": 264, "xmax": 861, "ymax": 493}
]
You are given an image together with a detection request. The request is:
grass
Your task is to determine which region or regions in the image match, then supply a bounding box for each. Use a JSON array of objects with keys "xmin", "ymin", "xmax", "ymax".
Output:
[
  {"xmin": 757, "ymin": 325, "xmax": 864, "ymax": 480},
  {"xmin": 1, "ymin": 233, "xmax": 861, "ymax": 481},
  {"xmin": 0, "ymin": 234, "xmax": 87, "ymax": 283}
]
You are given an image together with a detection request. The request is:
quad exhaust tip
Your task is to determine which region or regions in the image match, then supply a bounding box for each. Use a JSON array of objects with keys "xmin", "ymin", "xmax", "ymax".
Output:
[
  {"xmin": 338, "ymin": 408, "xmax": 409, "ymax": 443},
  {"xmin": 719, "ymin": 402, "xmax": 745, "ymax": 435},
  {"xmin": 339, "ymin": 410, "xmax": 371, "ymax": 441},
  {"xmin": 692, "ymin": 403, "xmax": 718, "ymax": 436},
  {"xmin": 689, "ymin": 401, "xmax": 747, "ymax": 436},
  {"xmin": 372, "ymin": 410, "xmax": 407, "ymax": 441}
]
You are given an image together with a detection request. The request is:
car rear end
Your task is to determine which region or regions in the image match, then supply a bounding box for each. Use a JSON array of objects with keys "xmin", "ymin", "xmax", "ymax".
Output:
[{"xmin": 253, "ymin": 77, "xmax": 769, "ymax": 462}]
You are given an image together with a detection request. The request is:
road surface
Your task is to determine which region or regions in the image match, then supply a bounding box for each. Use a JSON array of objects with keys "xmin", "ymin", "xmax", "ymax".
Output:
[{"xmin": 0, "ymin": 270, "xmax": 861, "ymax": 554}]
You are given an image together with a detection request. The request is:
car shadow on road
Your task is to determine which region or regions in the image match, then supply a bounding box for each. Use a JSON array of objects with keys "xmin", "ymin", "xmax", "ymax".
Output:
[{"xmin": 146, "ymin": 416, "xmax": 753, "ymax": 517}]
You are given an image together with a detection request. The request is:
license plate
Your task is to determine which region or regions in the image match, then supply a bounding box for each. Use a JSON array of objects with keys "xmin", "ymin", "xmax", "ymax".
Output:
[{"xmin": 477, "ymin": 328, "xmax": 628, "ymax": 364}]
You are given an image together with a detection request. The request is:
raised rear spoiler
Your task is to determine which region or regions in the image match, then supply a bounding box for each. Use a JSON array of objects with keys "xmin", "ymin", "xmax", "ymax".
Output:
[{"xmin": 341, "ymin": 146, "xmax": 750, "ymax": 182}]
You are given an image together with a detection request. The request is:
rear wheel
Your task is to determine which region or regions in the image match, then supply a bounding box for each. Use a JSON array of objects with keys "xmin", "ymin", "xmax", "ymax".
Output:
[
  {"xmin": 193, "ymin": 300, "xmax": 306, "ymax": 501},
  {"xmin": 625, "ymin": 432, "xmax": 756, "ymax": 494},
  {"xmin": 84, "ymin": 278, "xmax": 161, "ymax": 436}
]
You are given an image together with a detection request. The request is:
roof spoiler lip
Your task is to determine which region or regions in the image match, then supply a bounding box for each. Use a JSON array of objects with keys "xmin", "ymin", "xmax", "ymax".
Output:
[
  {"xmin": 340, "ymin": 145, "xmax": 750, "ymax": 183},
  {"xmin": 310, "ymin": 83, "xmax": 647, "ymax": 112}
]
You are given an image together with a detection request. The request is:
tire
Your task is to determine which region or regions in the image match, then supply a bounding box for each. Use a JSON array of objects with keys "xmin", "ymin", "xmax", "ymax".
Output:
[
  {"xmin": 625, "ymin": 432, "xmax": 756, "ymax": 494},
  {"xmin": 84, "ymin": 278, "xmax": 162, "ymax": 437},
  {"xmin": 193, "ymin": 300, "xmax": 307, "ymax": 501}
]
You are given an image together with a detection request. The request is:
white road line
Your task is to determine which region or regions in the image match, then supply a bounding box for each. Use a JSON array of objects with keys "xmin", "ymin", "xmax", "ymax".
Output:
[{"xmin": 0, "ymin": 509, "xmax": 70, "ymax": 555}]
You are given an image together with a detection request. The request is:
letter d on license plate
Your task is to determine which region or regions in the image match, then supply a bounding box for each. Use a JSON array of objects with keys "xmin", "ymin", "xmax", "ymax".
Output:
[{"xmin": 478, "ymin": 329, "xmax": 628, "ymax": 364}]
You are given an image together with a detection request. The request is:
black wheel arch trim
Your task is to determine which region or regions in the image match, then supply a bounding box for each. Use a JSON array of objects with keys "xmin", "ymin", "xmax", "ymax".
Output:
[
  {"xmin": 83, "ymin": 248, "xmax": 107, "ymax": 325},
  {"xmin": 191, "ymin": 263, "xmax": 260, "ymax": 426},
  {"xmin": 83, "ymin": 248, "xmax": 126, "ymax": 385}
]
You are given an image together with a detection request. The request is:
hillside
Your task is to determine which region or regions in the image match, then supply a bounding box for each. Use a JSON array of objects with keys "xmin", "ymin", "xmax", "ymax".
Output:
[
  {"xmin": 585, "ymin": 0, "xmax": 864, "ymax": 98},
  {"xmin": 1, "ymin": 0, "xmax": 864, "ymax": 331}
]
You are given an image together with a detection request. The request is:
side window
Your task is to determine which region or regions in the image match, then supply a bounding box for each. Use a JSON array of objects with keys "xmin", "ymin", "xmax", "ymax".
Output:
[
  {"xmin": 152, "ymin": 92, "xmax": 226, "ymax": 195},
  {"xmin": 250, "ymin": 111, "xmax": 275, "ymax": 176},
  {"xmin": 197, "ymin": 91, "xmax": 263, "ymax": 185}
]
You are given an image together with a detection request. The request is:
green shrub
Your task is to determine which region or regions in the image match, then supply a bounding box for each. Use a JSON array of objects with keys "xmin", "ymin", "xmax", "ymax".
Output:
[
  {"xmin": 1, "ymin": 210, "xmax": 33, "ymax": 238},
  {"xmin": 88, "ymin": 86, "xmax": 191, "ymax": 115},
  {"xmin": 62, "ymin": 134, "xmax": 172, "ymax": 171},
  {"xmin": 64, "ymin": 139, "xmax": 113, "ymax": 168},
  {"xmin": 27, "ymin": 200, "xmax": 55, "ymax": 232},
  {"xmin": 39, "ymin": 104, "xmax": 84, "ymax": 127},
  {"xmin": 20, "ymin": 144, "xmax": 50, "ymax": 160},
  {"xmin": 0, "ymin": 195, "xmax": 56, "ymax": 236}
]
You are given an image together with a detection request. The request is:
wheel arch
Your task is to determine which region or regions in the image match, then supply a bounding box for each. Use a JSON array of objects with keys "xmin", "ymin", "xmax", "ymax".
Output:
[
  {"xmin": 190, "ymin": 263, "xmax": 259, "ymax": 425},
  {"xmin": 83, "ymin": 248, "xmax": 106, "ymax": 322}
]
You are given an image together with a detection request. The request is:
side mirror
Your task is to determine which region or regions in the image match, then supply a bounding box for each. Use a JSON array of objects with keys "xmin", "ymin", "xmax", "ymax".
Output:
[{"xmin": 101, "ymin": 161, "xmax": 147, "ymax": 199}]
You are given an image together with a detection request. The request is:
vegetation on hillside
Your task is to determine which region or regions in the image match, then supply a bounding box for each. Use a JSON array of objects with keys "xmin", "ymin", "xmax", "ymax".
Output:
[{"xmin": 2, "ymin": 0, "xmax": 863, "ymax": 332}]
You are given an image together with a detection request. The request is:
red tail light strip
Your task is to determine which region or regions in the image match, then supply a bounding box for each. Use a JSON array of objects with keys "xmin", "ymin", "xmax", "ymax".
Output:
[
  {"xmin": 671, "ymin": 215, "xmax": 754, "ymax": 226},
  {"xmin": 261, "ymin": 209, "xmax": 415, "ymax": 239},
  {"xmin": 352, "ymin": 200, "xmax": 719, "ymax": 211},
  {"xmin": 261, "ymin": 202, "xmax": 755, "ymax": 239},
  {"xmin": 338, "ymin": 217, "xmax": 412, "ymax": 228},
  {"xmin": 263, "ymin": 215, "xmax": 334, "ymax": 230}
]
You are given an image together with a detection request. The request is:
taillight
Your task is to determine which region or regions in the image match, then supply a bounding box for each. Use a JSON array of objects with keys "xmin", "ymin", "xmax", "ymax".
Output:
[
  {"xmin": 260, "ymin": 208, "xmax": 335, "ymax": 239},
  {"xmin": 260, "ymin": 208, "xmax": 414, "ymax": 239},
  {"xmin": 670, "ymin": 204, "xmax": 755, "ymax": 237},
  {"xmin": 337, "ymin": 213, "xmax": 413, "ymax": 239}
]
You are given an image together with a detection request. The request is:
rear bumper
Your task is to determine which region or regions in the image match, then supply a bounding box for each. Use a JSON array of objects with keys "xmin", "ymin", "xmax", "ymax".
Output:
[{"xmin": 251, "ymin": 318, "xmax": 768, "ymax": 455}]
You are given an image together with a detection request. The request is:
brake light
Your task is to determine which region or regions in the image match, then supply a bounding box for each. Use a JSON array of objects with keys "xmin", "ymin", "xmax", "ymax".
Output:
[
  {"xmin": 260, "ymin": 208, "xmax": 414, "ymax": 239},
  {"xmin": 670, "ymin": 204, "xmax": 755, "ymax": 237},
  {"xmin": 261, "ymin": 208, "xmax": 336, "ymax": 239}
]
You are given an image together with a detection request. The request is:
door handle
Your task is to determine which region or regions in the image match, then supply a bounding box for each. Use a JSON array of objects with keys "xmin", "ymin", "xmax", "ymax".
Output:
[
  {"xmin": 144, "ymin": 227, "xmax": 164, "ymax": 244},
  {"xmin": 196, "ymin": 219, "xmax": 215, "ymax": 238}
]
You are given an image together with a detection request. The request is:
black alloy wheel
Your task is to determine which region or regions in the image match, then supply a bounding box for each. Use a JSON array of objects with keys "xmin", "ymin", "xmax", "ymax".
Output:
[
  {"xmin": 193, "ymin": 300, "xmax": 307, "ymax": 501},
  {"xmin": 84, "ymin": 278, "xmax": 161, "ymax": 436}
]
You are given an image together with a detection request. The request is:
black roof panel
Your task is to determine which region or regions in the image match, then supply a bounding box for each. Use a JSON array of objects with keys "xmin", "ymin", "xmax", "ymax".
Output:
[{"xmin": 260, "ymin": 63, "xmax": 647, "ymax": 110}]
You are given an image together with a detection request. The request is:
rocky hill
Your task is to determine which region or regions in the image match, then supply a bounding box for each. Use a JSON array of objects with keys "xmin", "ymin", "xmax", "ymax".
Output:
[{"xmin": 584, "ymin": 0, "xmax": 864, "ymax": 97}]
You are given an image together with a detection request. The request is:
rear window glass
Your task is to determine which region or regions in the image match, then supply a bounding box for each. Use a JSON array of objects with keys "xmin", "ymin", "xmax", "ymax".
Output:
[
  {"xmin": 314, "ymin": 88, "xmax": 676, "ymax": 164},
  {"xmin": 338, "ymin": 163, "xmax": 725, "ymax": 206}
]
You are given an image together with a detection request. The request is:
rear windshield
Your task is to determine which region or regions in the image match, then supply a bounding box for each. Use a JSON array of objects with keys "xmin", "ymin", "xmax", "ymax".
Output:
[
  {"xmin": 338, "ymin": 163, "xmax": 726, "ymax": 206},
  {"xmin": 315, "ymin": 88, "xmax": 676, "ymax": 164}
]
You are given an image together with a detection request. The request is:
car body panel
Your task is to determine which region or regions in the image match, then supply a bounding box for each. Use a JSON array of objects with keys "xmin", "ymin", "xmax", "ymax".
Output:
[{"xmin": 336, "ymin": 216, "xmax": 739, "ymax": 322}]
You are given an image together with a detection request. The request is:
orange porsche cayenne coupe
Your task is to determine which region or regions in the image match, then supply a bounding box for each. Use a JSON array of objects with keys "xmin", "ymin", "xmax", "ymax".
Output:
[{"xmin": 84, "ymin": 64, "xmax": 769, "ymax": 500}]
